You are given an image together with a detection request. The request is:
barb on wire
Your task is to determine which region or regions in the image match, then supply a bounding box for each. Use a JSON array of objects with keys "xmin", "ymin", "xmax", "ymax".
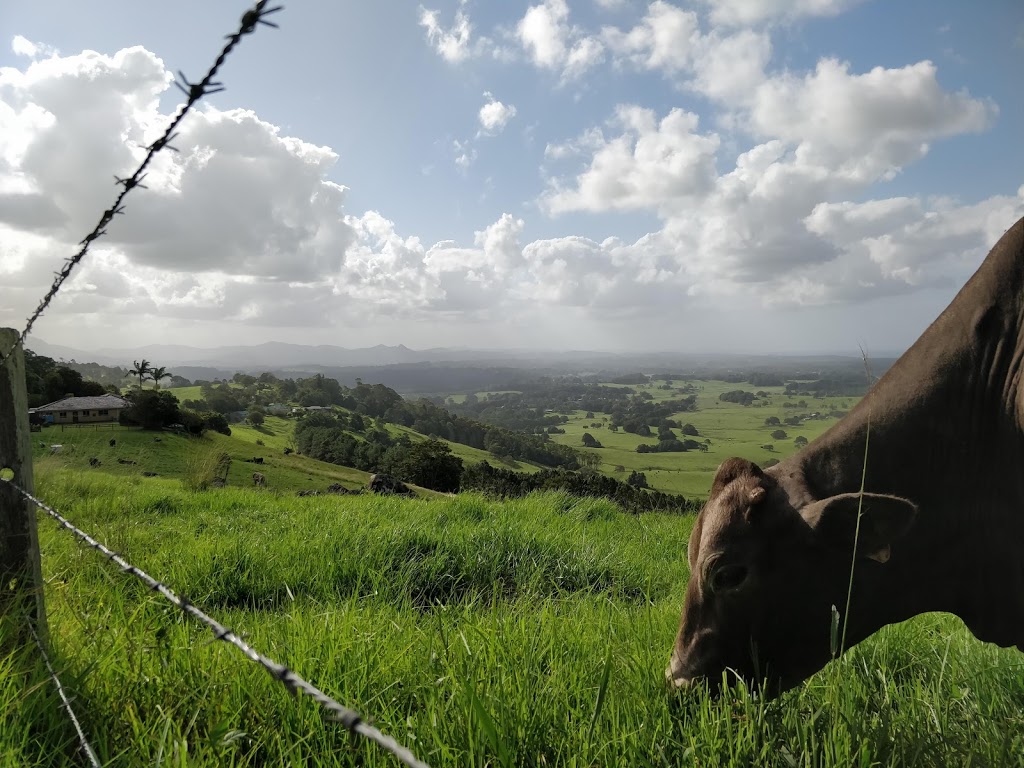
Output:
[
  {"xmin": 5, "ymin": 480, "xmax": 429, "ymax": 768},
  {"xmin": 25, "ymin": 618, "xmax": 102, "ymax": 768},
  {"xmin": 0, "ymin": 0, "xmax": 283, "ymax": 370}
]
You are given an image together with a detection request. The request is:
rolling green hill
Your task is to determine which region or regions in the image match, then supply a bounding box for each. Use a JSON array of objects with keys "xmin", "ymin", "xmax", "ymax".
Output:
[
  {"xmin": 545, "ymin": 381, "xmax": 856, "ymax": 497},
  {"xmin": 34, "ymin": 422, "xmax": 378, "ymax": 495},
  {"xmin": 7, "ymin": 465, "xmax": 1021, "ymax": 766}
]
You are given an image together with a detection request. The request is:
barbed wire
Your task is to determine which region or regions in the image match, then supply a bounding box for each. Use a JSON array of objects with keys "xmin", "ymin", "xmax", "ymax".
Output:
[
  {"xmin": 24, "ymin": 616, "xmax": 103, "ymax": 768},
  {"xmin": 0, "ymin": 0, "xmax": 283, "ymax": 370},
  {"xmin": 5, "ymin": 480, "xmax": 430, "ymax": 768}
]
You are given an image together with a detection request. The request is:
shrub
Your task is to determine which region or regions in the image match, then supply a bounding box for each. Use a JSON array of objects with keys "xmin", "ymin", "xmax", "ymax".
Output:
[
  {"xmin": 178, "ymin": 409, "xmax": 207, "ymax": 436},
  {"xmin": 182, "ymin": 448, "xmax": 231, "ymax": 492},
  {"xmin": 203, "ymin": 412, "xmax": 231, "ymax": 436},
  {"xmin": 120, "ymin": 390, "xmax": 181, "ymax": 430},
  {"xmin": 381, "ymin": 439, "xmax": 463, "ymax": 493}
]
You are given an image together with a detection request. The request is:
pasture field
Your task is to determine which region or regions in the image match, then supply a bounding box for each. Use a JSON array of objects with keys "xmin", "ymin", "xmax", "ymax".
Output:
[
  {"xmin": 30, "ymin": 416, "xmax": 529, "ymax": 496},
  {"xmin": 6, "ymin": 468, "xmax": 1024, "ymax": 766},
  {"xmin": 547, "ymin": 381, "xmax": 857, "ymax": 498},
  {"xmin": 162, "ymin": 384, "xmax": 205, "ymax": 402},
  {"xmin": 384, "ymin": 422, "xmax": 541, "ymax": 474},
  {"xmin": 31, "ymin": 420, "xmax": 371, "ymax": 495}
]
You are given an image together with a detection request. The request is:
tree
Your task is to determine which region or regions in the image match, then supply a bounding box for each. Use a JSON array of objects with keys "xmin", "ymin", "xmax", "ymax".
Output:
[
  {"xmin": 626, "ymin": 470, "xmax": 649, "ymax": 489},
  {"xmin": 382, "ymin": 439, "xmax": 463, "ymax": 493},
  {"xmin": 794, "ymin": 435, "xmax": 809, "ymax": 448},
  {"xmin": 33, "ymin": 365, "xmax": 106, "ymax": 406},
  {"xmin": 150, "ymin": 366, "xmax": 171, "ymax": 390},
  {"xmin": 771, "ymin": 429, "xmax": 788, "ymax": 440},
  {"xmin": 581, "ymin": 432, "xmax": 603, "ymax": 448},
  {"xmin": 131, "ymin": 359, "xmax": 152, "ymax": 390},
  {"xmin": 764, "ymin": 416, "xmax": 781, "ymax": 426},
  {"xmin": 203, "ymin": 412, "xmax": 232, "ymax": 436},
  {"xmin": 121, "ymin": 390, "xmax": 181, "ymax": 430},
  {"xmin": 247, "ymin": 408, "xmax": 266, "ymax": 427},
  {"xmin": 681, "ymin": 423, "xmax": 699, "ymax": 436}
]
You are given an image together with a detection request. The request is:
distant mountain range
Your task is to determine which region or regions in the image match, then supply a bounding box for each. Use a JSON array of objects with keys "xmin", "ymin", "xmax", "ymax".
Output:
[{"xmin": 27, "ymin": 338, "xmax": 897, "ymax": 373}]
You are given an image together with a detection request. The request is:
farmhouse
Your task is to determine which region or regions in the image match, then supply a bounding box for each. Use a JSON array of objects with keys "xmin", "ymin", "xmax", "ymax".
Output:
[{"xmin": 33, "ymin": 394, "xmax": 129, "ymax": 425}]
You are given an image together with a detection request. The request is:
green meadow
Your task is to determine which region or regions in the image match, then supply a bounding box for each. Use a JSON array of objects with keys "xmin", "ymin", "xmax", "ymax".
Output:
[
  {"xmin": 30, "ymin": 420, "xmax": 370, "ymax": 495},
  {"xmin": 547, "ymin": 381, "xmax": 854, "ymax": 497},
  {"xmin": 8, "ymin": 382, "xmax": 1024, "ymax": 767},
  {"xmin": 6, "ymin": 466, "xmax": 1024, "ymax": 766}
]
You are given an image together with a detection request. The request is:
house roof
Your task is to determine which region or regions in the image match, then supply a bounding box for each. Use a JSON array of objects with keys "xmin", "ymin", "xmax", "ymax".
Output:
[{"xmin": 35, "ymin": 394, "xmax": 129, "ymax": 412}]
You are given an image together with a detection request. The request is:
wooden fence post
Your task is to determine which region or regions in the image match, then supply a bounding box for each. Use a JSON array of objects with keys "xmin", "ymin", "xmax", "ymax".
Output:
[{"xmin": 0, "ymin": 327, "xmax": 47, "ymax": 647}]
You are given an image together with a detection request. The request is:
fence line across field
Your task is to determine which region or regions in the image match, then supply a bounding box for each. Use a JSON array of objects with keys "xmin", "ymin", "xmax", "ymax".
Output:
[
  {"xmin": 25, "ymin": 617, "xmax": 102, "ymax": 768},
  {"xmin": 5, "ymin": 478, "xmax": 431, "ymax": 768},
  {"xmin": 0, "ymin": 3, "xmax": 430, "ymax": 766}
]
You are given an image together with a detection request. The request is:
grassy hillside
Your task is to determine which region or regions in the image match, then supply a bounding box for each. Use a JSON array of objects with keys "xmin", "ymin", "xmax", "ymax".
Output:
[
  {"xmin": 384, "ymin": 422, "xmax": 541, "ymax": 474},
  {"xmin": 162, "ymin": 384, "xmax": 206, "ymax": 402},
  {"xmin": 6, "ymin": 469, "xmax": 1023, "ymax": 766},
  {"xmin": 546, "ymin": 381, "xmax": 855, "ymax": 497},
  {"xmin": 33, "ymin": 421, "xmax": 372, "ymax": 494}
]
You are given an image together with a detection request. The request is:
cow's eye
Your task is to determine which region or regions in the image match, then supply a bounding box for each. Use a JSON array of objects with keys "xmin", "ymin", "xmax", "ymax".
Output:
[{"xmin": 710, "ymin": 563, "xmax": 748, "ymax": 593}]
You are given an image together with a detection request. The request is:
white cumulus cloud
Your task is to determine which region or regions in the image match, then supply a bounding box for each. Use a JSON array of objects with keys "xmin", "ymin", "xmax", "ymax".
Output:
[
  {"xmin": 542, "ymin": 105, "xmax": 720, "ymax": 214},
  {"xmin": 418, "ymin": 4, "xmax": 474, "ymax": 63},
  {"xmin": 703, "ymin": 0, "xmax": 864, "ymax": 27},
  {"xmin": 516, "ymin": 0, "xmax": 605, "ymax": 80},
  {"xmin": 478, "ymin": 91, "xmax": 517, "ymax": 134}
]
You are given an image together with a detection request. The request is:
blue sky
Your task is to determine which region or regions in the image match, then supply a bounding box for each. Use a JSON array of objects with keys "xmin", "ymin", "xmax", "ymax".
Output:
[{"xmin": 1, "ymin": 0, "xmax": 1022, "ymax": 355}]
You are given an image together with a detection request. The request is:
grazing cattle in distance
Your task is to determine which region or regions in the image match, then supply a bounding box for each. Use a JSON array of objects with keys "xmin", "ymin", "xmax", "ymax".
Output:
[
  {"xmin": 666, "ymin": 215, "xmax": 1024, "ymax": 698},
  {"xmin": 252, "ymin": 472, "xmax": 266, "ymax": 487},
  {"xmin": 252, "ymin": 457, "xmax": 264, "ymax": 465}
]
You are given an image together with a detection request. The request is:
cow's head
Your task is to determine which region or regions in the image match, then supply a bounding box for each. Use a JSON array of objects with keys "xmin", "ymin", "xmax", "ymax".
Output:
[{"xmin": 665, "ymin": 457, "xmax": 917, "ymax": 697}]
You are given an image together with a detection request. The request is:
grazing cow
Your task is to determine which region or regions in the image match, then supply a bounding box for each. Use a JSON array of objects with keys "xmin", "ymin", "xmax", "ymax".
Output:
[
  {"xmin": 252, "ymin": 457, "xmax": 264, "ymax": 465},
  {"xmin": 252, "ymin": 472, "xmax": 266, "ymax": 487},
  {"xmin": 666, "ymin": 215, "xmax": 1024, "ymax": 698},
  {"xmin": 109, "ymin": 438, "xmax": 116, "ymax": 447}
]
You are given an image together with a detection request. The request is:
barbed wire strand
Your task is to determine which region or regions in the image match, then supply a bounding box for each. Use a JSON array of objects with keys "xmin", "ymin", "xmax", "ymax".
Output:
[
  {"xmin": 0, "ymin": 0, "xmax": 283, "ymax": 370},
  {"xmin": 5, "ymin": 481, "xmax": 430, "ymax": 768},
  {"xmin": 25, "ymin": 616, "xmax": 103, "ymax": 768}
]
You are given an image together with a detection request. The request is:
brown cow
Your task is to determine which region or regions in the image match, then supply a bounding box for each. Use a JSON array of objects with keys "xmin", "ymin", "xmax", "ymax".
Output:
[
  {"xmin": 666, "ymin": 214, "xmax": 1024, "ymax": 698},
  {"xmin": 252, "ymin": 472, "xmax": 266, "ymax": 487}
]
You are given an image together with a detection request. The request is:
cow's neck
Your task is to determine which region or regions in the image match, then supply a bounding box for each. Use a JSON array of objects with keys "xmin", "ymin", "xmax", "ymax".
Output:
[{"xmin": 781, "ymin": 219, "xmax": 1024, "ymax": 648}]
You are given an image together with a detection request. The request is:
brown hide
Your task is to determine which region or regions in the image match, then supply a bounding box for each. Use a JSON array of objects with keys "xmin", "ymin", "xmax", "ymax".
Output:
[{"xmin": 667, "ymin": 215, "xmax": 1024, "ymax": 697}]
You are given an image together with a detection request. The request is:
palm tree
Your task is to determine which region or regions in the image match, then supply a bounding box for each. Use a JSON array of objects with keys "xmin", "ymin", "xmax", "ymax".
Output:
[
  {"xmin": 150, "ymin": 366, "xmax": 171, "ymax": 390},
  {"xmin": 131, "ymin": 359, "xmax": 151, "ymax": 390}
]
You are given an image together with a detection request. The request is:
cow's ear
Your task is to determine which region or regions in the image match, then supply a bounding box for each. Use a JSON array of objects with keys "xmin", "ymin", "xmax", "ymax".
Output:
[
  {"xmin": 710, "ymin": 458, "xmax": 763, "ymax": 498},
  {"xmin": 802, "ymin": 493, "xmax": 917, "ymax": 563}
]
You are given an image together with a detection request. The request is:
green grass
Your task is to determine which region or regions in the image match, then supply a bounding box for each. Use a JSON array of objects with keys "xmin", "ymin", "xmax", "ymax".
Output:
[
  {"xmin": 31, "ymin": 421, "xmax": 373, "ymax": 495},
  {"xmin": 384, "ymin": 423, "xmax": 541, "ymax": 474},
  {"xmin": 548, "ymin": 382, "xmax": 855, "ymax": 497},
  {"xmin": 162, "ymin": 384, "xmax": 205, "ymax": 402},
  {"xmin": 5, "ymin": 469, "xmax": 1024, "ymax": 766}
]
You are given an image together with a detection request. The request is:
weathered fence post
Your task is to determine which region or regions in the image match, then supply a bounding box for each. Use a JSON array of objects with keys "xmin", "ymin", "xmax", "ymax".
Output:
[{"xmin": 0, "ymin": 327, "xmax": 47, "ymax": 647}]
